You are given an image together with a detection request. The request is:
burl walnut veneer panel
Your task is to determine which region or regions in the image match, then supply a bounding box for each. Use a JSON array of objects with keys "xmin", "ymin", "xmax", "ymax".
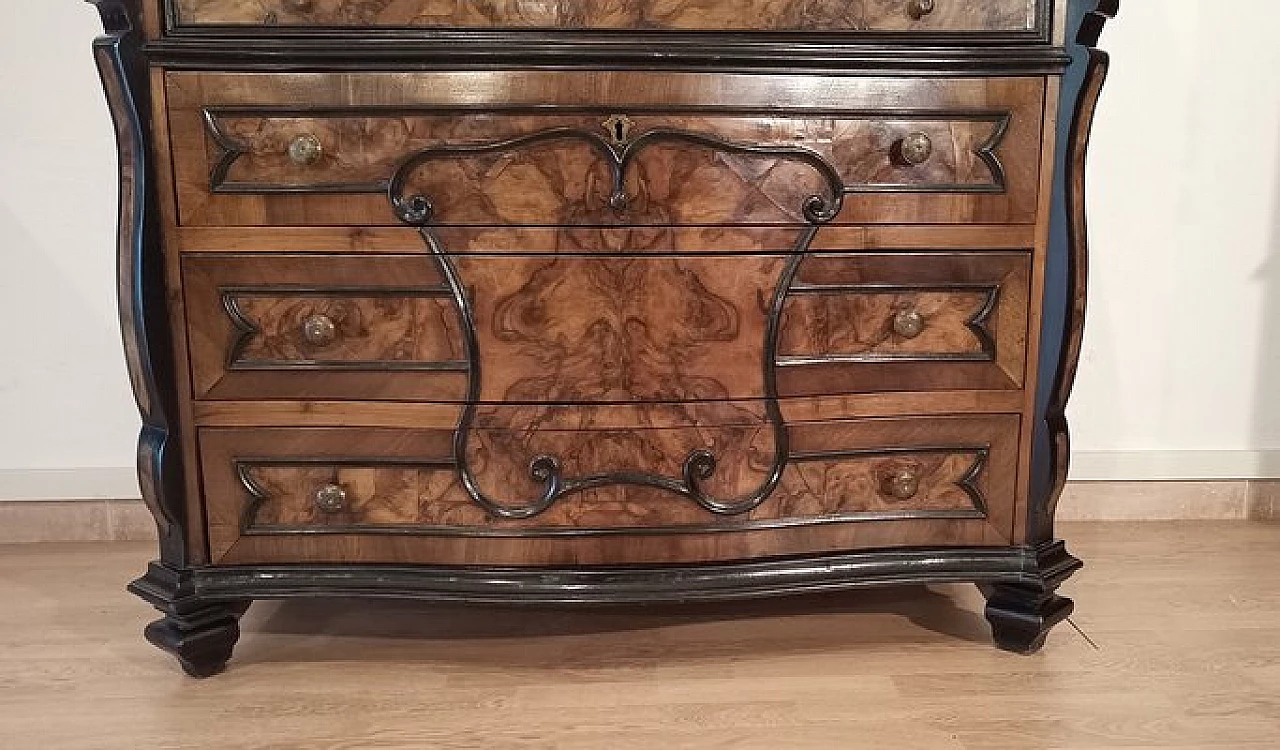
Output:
[
  {"xmin": 170, "ymin": 0, "xmax": 1039, "ymax": 33},
  {"xmin": 166, "ymin": 72, "xmax": 1045, "ymax": 227},
  {"xmin": 183, "ymin": 255, "xmax": 468, "ymax": 401},
  {"xmin": 184, "ymin": 250, "xmax": 1028, "ymax": 403},
  {"xmin": 779, "ymin": 252, "xmax": 1030, "ymax": 394},
  {"xmin": 201, "ymin": 414, "xmax": 1019, "ymax": 564}
]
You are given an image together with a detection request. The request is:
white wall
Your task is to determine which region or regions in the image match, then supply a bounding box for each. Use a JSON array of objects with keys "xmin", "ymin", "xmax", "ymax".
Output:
[
  {"xmin": 0, "ymin": 4, "xmax": 142, "ymax": 499},
  {"xmin": 1, "ymin": 2, "xmax": 1277, "ymax": 500},
  {"xmin": 1071, "ymin": 1, "xmax": 1280, "ymax": 479}
]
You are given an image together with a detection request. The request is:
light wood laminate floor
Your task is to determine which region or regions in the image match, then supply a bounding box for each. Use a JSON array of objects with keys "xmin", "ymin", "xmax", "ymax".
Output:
[{"xmin": 2, "ymin": 521, "xmax": 1279, "ymax": 749}]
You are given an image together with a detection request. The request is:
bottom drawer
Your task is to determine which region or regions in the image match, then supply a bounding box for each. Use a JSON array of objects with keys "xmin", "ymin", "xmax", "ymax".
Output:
[{"xmin": 201, "ymin": 414, "xmax": 1020, "ymax": 565}]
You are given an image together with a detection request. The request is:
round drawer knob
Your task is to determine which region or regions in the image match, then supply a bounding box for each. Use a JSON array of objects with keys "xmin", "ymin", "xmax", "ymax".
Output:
[
  {"xmin": 287, "ymin": 134, "xmax": 323, "ymax": 166},
  {"xmin": 301, "ymin": 313, "xmax": 338, "ymax": 347},
  {"xmin": 283, "ymin": 0, "xmax": 315, "ymax": 12},
  {"xmin": 314, "ymin": 484, "xmax": 347, "ymax": 514},
  {"xmin": 892, "ymin": 309, "xmax": 926, "ymax": 339},
  {"xmin": 907, "ymin": 0, "xmax": 936, "ymax": 20},
  {"xmin": 898, "ymin": 132, "xmax": 933, "ymax": 166},
  {"xmin": 884, "ymin": 470, "xmax": 921, "ymax": 501}
]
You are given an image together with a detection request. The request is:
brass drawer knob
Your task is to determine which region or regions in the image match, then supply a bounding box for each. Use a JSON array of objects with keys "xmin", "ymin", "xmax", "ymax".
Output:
[
  {"xmin": 892, "ymin": 309, "xmax": 925, "ymax": 339},
  {"xmin": 907, "ymin": 0, "xmax": 936, "ymax": 20},
  {"xmin": 287, "ymin": 134, "xmax": 323, "ymax": 166},
  {"xmin": 883, "ymin": 470, "xmax": 921, "ymax": 501},
  {"xmin": 314, "ymin": 484, "xmax": 348, "ymax": 514},
  {"xmin": 898, "ymin": 132, "xmax": 933, "ymax": 166},
  {"xmin": 301, "ymin": 313, "xmax": 338, "ymax": 347}
]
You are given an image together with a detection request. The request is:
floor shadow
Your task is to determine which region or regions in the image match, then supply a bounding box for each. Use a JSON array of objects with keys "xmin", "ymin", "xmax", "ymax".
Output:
[{"xmin": 235, "ymin": 584, "xmax": 993, "ymax": 669}]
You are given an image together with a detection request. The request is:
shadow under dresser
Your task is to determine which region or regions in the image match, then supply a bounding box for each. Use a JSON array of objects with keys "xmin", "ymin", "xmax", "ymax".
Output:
[{"xmin": 86, "ymin": 0, "xmax": 1119, "ymax": 676}]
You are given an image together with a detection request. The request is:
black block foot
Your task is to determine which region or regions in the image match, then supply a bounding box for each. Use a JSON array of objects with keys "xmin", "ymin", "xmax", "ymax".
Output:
[
  {"xmin": 982, "ymin": 541, "xmax": 1082, "ymax": 654},
  {"xmin": 129, "ymin": 562, "xmax": 251, "ymax": 678}
]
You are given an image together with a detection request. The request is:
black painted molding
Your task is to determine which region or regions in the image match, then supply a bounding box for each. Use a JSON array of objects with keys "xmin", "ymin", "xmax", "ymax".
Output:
[
  {"xmin": 89, "ymin": 0, "xmax": 191, "ymax": 566},
  {"xmin": 190, "ymin": 547, "xmax": 1043, "ymax": 605}
]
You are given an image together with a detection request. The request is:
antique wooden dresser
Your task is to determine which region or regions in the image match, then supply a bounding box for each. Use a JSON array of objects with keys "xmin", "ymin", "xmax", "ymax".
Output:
[{"xmin": 88, "ymin": 0, "xmax": 1118, "ymax": 676}]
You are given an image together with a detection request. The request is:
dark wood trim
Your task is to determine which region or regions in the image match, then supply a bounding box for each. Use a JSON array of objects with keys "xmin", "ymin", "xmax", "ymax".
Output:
[
  {"xmin": 1031, "ymin": 0, "xmax": 1116, "ymax": 544},
  {"xmin": 150, "ymin": 1, "xmax": 1062, "ymax": 72},
  {"xmin": 187, "ymin": 546, "xmax": 1045, "ymax": 605},
  {"xmin": 90, "ymin": 0, "xmax": 190, "ymax": 566},
  {"xmin": 128, "ymin": 563, "xmax": 251, "ymax": 677},
  {"xmin": 983, "ymin": 539, "xmax": 1082, "ymax": 653},
  {"xmin": 1007, "ymin": 0, "xmax": 1118, "ymax": 652}
]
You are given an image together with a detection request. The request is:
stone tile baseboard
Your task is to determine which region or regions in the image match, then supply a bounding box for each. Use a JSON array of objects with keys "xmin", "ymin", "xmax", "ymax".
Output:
[
  {"xmin": 0, "ymin": 499, "xmax": 159, "ymax": 544},
  {"xmin": 0, "ymin": 481, "xmax": 1277, "ymax": 544},
  {"xmin": 1060, "ymin": 480, "xmax": 1279, "ymax": 522}
]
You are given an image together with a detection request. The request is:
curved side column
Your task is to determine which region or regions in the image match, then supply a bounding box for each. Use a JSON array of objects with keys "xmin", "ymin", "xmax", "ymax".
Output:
[
  {"xmin": 986, "ymin": 0, "xmax": 1118, "ymax": 654},
  {"xmin": 89, "ymin": 0, "xmax": 250, "ymax": 677}
]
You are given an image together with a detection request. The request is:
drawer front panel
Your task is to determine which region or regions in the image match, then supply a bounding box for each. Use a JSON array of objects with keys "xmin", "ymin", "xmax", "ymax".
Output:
[
  {"xmin": 170, "ymin": 0, "xmax": 1040, "ymax": 34},
  {"xmin": 167, "ymin": 72, "xmax": 1045, "ymax": 227},
  {"xmin": 185, "ymin": 251, "xmax": 1027, "ymax": 402},
  {"xmin": 184, "ymin": 255, "xmax": 469, "ymax": 400},
  {"xmin": 202, "ymin": 414, "xmax": 1019, "ymax": 564},
  {"xmin": 778, "ymin": 252, "xmax": 1030, "ymax": 393}
]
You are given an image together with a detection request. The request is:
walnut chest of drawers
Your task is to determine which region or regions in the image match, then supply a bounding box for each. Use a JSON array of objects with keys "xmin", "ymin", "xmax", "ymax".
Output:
[{"xmin": 88, "ymin": 0, "xmax": 1119, "ymax": 676}]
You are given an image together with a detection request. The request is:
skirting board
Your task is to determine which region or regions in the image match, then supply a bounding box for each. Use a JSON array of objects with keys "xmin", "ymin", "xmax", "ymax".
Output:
[
  {"xmin": 1071, "ymin": 451, "xmax": 1280, "ymax": 481},
  {"xmin": 0, "ymin": 481, "xmax": 1276, "ymax": 544}
]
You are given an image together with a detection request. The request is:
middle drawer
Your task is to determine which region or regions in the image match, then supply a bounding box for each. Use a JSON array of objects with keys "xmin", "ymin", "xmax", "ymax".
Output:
[{"xmin": 184, "ymin": 251, "xmax": 1029, "ymax": 402}]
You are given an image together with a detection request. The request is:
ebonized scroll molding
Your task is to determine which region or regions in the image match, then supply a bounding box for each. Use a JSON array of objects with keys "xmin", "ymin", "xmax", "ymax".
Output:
[{"xmin": 390, "ymin": 128, "xmax": 845, "ymax": 520}]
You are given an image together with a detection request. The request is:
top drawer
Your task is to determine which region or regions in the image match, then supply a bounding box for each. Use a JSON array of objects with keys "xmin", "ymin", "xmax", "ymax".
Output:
[
  {"xmin": 167, "ymin": 0, "xmax": 1042, "ymax": 35},
  {"xmin": 165, "ymin": 71, "xmax": 1046, "ymax": 228}
]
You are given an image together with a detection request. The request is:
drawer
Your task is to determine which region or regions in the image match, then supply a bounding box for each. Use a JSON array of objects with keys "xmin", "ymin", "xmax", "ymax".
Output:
[
  {"xmin": 183, "ymin": 255, "xmax": 468, "ymax": 400},
  {"xmin": 169, "ymin": 0, "xmax": 1042, "ymax": 35},
  {"xmin": 167, "ymin": 72, "xmax": 1045, "ymax": 227},
  {"xmin": 778, "ymin": 252, "xmax": 1030, "ymax": 393},
  {"xmin": 200, "ymin": 414, "xmax": 1020, "ymax": 564},
  {"xmin": 184, "ymin": 251, "xmax": 1028, "ymax": 402}
]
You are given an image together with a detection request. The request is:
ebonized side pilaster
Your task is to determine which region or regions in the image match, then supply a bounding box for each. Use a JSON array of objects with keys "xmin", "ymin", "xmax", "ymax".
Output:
[
  {"xmin": 986, "ymin": 0, "xmax": 1118, "ymax": 653},
  {"xmin": 90, "ymin": 0, "xmax": 248, "ymax": 676}
]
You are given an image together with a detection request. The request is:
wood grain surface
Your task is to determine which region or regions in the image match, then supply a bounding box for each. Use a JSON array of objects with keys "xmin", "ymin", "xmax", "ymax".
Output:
[
  {"xmin": 199, "ymin": 414, "xmax": 1019, "ymax": 564},
  {"xmin": 6, "ymin": 522, "xmax": 1279, "ymax": 748},
  {"xmin": 184, "ymin": 254, "xmax": 468, "ymax": 401},
  {"xmin": 225, "ymin": 294, "xmax": 463, "ymax": 366},
  {"xmin": 459, "ymin": 253, "xmax": 784, "ymax": 404},
  {"xmin": 208, "ymin": 111, "xmax": 1009, "ymax": 199},
  {"xmin": 780, "ymin": 252, "xmax": 1030, "ymax": 393},
  {"xmin": 241, "ymin": 449, "xmax": 986, "ymax": 531},
  {"xmin": 183, "ymin": 250, "xmax": 1028, "ymax": 403},
  {"xmin": 166, "ymin": 72, "xmax": 1045, "ymax": 227},
  {"xmin": 780, "ymin": 290, "xmax": 993, "ymax": 358},
  {"xmin": 171, "ymin": 0, "xmax": 1038, "ymax": 32},
  {"xmin": 190, "ymin": 391, "xmax": 1029, "ymax": 429},
  {"xmin": 174, "ymin": 223, "xmax": 1039, "ymax": 254}
]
